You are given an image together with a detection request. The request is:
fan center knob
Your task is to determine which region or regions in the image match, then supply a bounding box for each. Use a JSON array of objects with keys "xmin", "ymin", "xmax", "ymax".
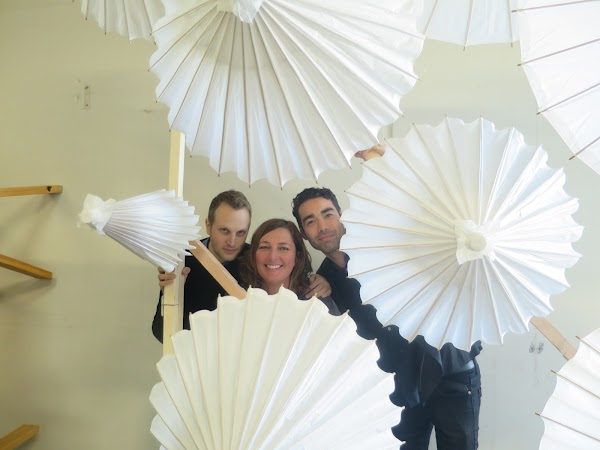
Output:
[{"xmin": 468, "ymin": 233, "xmax": 487, "ymax": 252}]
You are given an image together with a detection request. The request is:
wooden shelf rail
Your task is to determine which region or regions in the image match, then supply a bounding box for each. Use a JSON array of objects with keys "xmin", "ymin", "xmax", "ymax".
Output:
[
  {"xmin": 0, "ymin": 425, "xmax": 40, "ymax": 450},
  {"xmin": 0, "ymin": 185, "xmax": 62, "ymax": 197}
]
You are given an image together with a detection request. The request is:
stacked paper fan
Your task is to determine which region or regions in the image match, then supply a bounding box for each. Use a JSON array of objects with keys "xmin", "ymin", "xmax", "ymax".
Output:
[
  {"xmin": 150, "ymin": 287, "xmax": 401, "ymax": 449},
  {"xmin": 78, "ymin": 190, "xmax": 200, "ymax": 272}
]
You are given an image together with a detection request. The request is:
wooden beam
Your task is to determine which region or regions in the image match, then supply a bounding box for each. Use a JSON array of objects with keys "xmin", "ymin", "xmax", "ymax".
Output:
[
  {"xmin": 0, "ymin": 424, "xmax": 40, "ymax": 450},
  {"xmin": 530, "ymin": 316, "xmax": 577, "ymax": 360},
  {"xmin": 0, "ymin": 254, "xmax": 52, "ymax": 280},
  {"xmin": 188, "ymin": 241, "xmax": 247, "ymax": 300},
  {"xmin": 162, "ymin": 130, "xmax": 186, "ymax": 355},
  {"xmin": 0, "ymin": 186, "xmax": 62, "ymax": 197}
]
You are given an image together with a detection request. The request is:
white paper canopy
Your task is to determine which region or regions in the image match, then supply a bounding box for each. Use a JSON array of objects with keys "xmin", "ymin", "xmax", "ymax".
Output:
[
  {"xmin": 420, "ymin": 0, "xmax": 519, "ymax": 46},
  {"xmin": 150, "ymin": 287, "xmax": 401, "ymax": 449},
  {"xmin": 539, "ymin": 328, "xmax": 600, "ymax": 449},
  {"xmin": 341, "ymin": 117, "xmax": 583, "ymax": 351},
  {"xmin": 79, "ymin": 0, "xmax": 164, "ymax": 40},
  {"xmin": 149, "ymin": 0, "xmax": 424, "ymax": 187},
  {"xmin": 517, "ymin": 0, "xmax": 600, "ymax": 175},
  {"xmin": 78, "ymin": 189, "xmax": 200, "ymax": 272}
]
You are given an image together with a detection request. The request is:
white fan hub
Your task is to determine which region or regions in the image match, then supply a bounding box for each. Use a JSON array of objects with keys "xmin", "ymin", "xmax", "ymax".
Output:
[
  {"xmin": 216, "ymin": 0, "xmax": 265, "ymax": 23},
  {"xmin": 467, "ymin": 232, "xmax": 487, "ymax": 252}
]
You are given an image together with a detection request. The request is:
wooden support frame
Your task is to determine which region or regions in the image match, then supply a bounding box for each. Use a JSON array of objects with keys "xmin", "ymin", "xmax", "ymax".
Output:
[
  {"xmin": 0, "ymin": 425, "xmax": 39, "ymax": 450},
  {"xmin": 162, "ymin": 131, "xmax": 186, "ymax": 355},
  {"xmin": 0, "ymin": 254, "xmax": 52, "ymax": 280},
  {"xmin": 0, "ymin": 185, "xmax": 62, "ymax": 197}
]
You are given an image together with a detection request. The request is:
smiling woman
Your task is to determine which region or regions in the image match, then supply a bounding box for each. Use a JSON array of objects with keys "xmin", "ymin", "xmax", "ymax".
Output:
[{"xmin": 242, "ymin": 219, "xmax": 340, "ymax": 315}]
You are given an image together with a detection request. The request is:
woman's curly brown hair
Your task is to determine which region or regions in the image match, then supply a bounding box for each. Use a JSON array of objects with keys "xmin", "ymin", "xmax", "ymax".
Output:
[{"xmin": 241, "ymin": 218, "xmax": 312, "ymax": 296}]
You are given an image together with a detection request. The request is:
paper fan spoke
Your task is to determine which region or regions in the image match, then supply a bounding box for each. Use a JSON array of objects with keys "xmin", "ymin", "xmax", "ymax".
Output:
[
  {"xmin": 150, "ymin": 0, "xmax": 424, "ymax": 186},
  {"xmin": 151, "ymin": 288, "xmax": 399, "ymax": 449},
  {"xmin": 342, "ymin": 117, "xmax": 582, "ymax": 350},
  {"xmin": 78, "ymin": 190, "xmax": 200, "ymax": 272}
]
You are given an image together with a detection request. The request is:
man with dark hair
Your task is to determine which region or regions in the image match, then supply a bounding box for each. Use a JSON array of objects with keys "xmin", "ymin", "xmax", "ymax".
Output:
[
  {"xmin": 292, "ymin": 187, "xmax": 482, "ymax": 450},
  {"xmin": 152, "ymin": 190, "xmax": 252, "ymax": 342}
]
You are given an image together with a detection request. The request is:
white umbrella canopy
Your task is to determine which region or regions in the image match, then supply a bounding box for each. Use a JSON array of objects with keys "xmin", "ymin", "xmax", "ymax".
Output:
[
  {"xmin": 539, "ymin": 328, "xmax": 600, "ymax": 450},
  {"xmin": 516, "ymin": 0, "xmax": 600, "ymax": 175},
  {"xmin": 149, "ymin": 0, "xmax": 424, "ymax": 187},
  {"xmin": 150, "ymin": 288, "xmax": 401, "ymax": 449},
  {"xmin": 78, "ymin": 189, "xmax": 200, "ymax": 272},
  {"xmin": 341, "ymin": 117, "xmax": 583, "ymax": 351},
  {"xmin": 78, "ymin": 0, "xmax": 164, "ymax": 40},
  {"xmin": 420, "ymin": 0, "xmax": 519, "ymax": 46}
]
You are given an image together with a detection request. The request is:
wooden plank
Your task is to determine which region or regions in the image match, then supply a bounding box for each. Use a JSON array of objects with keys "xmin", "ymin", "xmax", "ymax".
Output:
[
  {"xmin": 530, "ymin": 316, "xmax": 577, "ymax": 360},
  {"xmin": 0, "ymin": 424, "xmax": 40, "ymax": 449},
  {"xmin": 188, "ymin": 241, "xmax": 247, "ymax": 300},
  {"xmin": 0, "ymin": 254, "xmax": 52, "ymax": 280},
  {"xmin": 0, "ymin": 186, "xmax": 62, "ymax": 197},
  {"xmin": 162, "ymin": 130, "xmax": 186, "ymax": 356}
]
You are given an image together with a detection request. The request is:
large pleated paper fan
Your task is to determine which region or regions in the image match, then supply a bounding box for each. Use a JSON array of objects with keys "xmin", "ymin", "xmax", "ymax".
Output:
[
  {"xmin": 421, "ymin": 0, "xmax": 518, "ymax": 46},
  {"xmin": 539, "ymin": 328, "xmax": 600, "ymax": 449},
  {"xmin": 78, "ymin": 189, "xmax": 200, "ymax": 272},
  {"xmin": 149, "ymin": 0, "xmax": 424, "ymax": 187},
  {"xmin": 79, "ymin": 0, "xmax": 165, "ymax": 40},
  {"xmin": 150, "ymin": 287, "xmax": 400, "ymax": 449},
  {"xmin": 517, "ymin": 0, "xmax": 600, "ymax": 175},
  {"xmin": 341, "ymin": 117, "xmax": 583, "ymax": 351}
]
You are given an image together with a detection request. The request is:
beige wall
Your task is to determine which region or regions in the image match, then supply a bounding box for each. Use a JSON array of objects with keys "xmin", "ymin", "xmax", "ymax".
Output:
[{"xmin": 1, "ymin": 1, "xmax": 599, "ymax": 449}]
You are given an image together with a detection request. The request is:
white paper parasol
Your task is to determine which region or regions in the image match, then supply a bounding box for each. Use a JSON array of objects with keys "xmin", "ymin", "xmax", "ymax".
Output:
[
  {"xmin": 341, "ymin": 117, "xmax": 583, "ymax": 351},
  {"xmin": 516, "ymin": 0, "xmax": 600, "ymax": 175},
  {"xmin": 78, "ymin": 189, "xmax": 200, "ymax": 272},
  {"xmin": 79, "ymin": 0, "xmax": 165, "ymax": 40},
  {"xmin": 539, "ymin": 327, "xmax": 600, "ymax": 449},
  {"xmin": 149, "ymin": 0, "xmax": 424, "ymax": 187},
  {"xmin": 420, "ymin": 0, "xmax": 518, "ymax": 46},
  {"xmin": 150, "ymin": 287, "xmax": 401, "ymax": 449}
]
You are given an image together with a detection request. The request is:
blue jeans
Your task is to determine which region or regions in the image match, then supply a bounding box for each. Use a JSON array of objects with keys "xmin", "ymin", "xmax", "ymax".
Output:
[{"xmin": 393, "ymin": 361, "xmax": 481, "ymax": 450}]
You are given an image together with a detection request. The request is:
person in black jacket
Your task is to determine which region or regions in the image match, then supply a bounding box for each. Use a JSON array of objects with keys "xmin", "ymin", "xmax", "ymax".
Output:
[{"xmin": 292, "ymin": 187, "xmax": 482, "ymax": 450}]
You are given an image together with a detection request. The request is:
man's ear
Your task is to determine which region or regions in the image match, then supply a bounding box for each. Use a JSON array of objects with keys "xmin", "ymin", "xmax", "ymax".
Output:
[
  {"xmin": 205, "ymin": 218, "xmax": 211, "ymax": 234},
  {"xmin": 300, "ymin": 228, "xmax": 307, "ymax": 240}
]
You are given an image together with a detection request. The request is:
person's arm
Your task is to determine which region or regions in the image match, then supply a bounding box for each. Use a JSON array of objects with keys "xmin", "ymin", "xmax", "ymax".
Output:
[{"xmin": 151, "ymin": 266, "xmax": 191, "ymax": 343}]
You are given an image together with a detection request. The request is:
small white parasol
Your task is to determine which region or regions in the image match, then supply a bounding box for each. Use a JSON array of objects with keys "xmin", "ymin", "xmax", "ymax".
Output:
[
  {"xmin": 149, "ymin": 0, "xmax": 424, "ymax": 187},
  {"xmin": 516, "ymin": 0, "xmax": 600, "ymax": 175},
  {"xmin": 78, "ymin": 0, "xmax": 165, "ymax": 40},
  {"xmin": 150, "ymin": 287, "xmax": 401, "ymax": 449},
  {"xmin": 341, "ymin": 117, "xmax": 583, "ymax": 351},
  {"xmin": 78, "ymin": 189, "xmax": 200, "ymax": 272},
  {"xmin": 539, "ymin": 327, "xmax": 600, "ymax": 449}
]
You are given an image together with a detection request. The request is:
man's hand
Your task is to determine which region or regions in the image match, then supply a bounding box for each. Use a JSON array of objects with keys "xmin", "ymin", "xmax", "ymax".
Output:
[
  {"xmin": 306, "ymin": 273, "xmax": 332, "ymax": 299},
  {"xmin": 158, "ymin": 266, "xmax": 191, "ymax": 291},
  {"xmin": 354, "ymin": 143, "xmax": 385, "ymax": 161}
]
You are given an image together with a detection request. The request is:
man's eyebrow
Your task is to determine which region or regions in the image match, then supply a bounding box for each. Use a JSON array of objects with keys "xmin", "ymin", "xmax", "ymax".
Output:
[{"xmin": 321, "ymin": 207, "xmax": 335, "ymax": 215}]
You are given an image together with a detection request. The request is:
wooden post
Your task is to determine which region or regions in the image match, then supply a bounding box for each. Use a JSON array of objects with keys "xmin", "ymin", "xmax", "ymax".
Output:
[
  {"xmin": 0, "ymin": 425, "xmax": 39, "ymax": 450},
  {"xmin": 530, "ymin": 317, "xmax": 577, "ymax": 360},
  {"xmin": 0, "ymin": 254, "xmax": 52, "ymax": 280},
  {"xmin": 162, "ymin": 131, "xmax": 186, "ymax": 355},
  {"xmin": 0, "ymin": 186, "xmax": 62, "ymax": 197}
]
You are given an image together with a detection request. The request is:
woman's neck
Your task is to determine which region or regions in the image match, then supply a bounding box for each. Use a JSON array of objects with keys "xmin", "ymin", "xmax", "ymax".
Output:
[{"xmin": 263, "ymin": 279, "xmax": 290, "ymax": 295}]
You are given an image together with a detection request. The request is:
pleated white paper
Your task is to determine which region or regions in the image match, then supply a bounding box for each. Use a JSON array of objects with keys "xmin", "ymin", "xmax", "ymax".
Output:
[
  {"xmin": 517, "ymin": 0, "xmax": 600, "ymax": 175},
  {"xmin": 539, "ymin": 328, "xmax": 600, "ymax": 450},
  {"xmin": 341, "ymin": 117, "xmax": 583, "ymax": 351},
  {"xmin": 79, "ymin": 0, "xmax": 164, "ymax": 40},
  {"xmin": 78, "ymin": 190, "xmax": 200, "ymax": 272},
  {"xmin": 421, "ymin": 0, "xmax": 519, "ymax": 46},
  {"xmin": 149, "ymin": 0, "xmax": 424, "ymax": 187},
  {"xmin": 150, "ymin": 287, "xmax": 401, "ymax": 450}
]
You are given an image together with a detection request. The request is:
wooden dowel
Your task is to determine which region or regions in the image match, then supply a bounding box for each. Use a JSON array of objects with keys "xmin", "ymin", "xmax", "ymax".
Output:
[
  {"xmin": 530, "ymin": 316, "xmax": 577, "ymax": 360},
  {"xmin": 188, "ymin": 241, "xmax": 247, "ymax": 300},
  {"xmin": 0, "ymin": 254, "xmax": 52, "ymax": 280},
  {"xmin": 0, "ymin": 186, "xmax": 62, "ymax": 197},
  {"xmin": 0, "ymin": 424, "xmax": 40, "ymax": 450}
]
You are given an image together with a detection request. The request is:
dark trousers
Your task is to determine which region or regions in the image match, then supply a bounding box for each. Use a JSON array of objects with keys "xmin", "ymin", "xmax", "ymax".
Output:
[{"xmin": 392, "ymin": 361, "xmax": 481, "ymax": 450}]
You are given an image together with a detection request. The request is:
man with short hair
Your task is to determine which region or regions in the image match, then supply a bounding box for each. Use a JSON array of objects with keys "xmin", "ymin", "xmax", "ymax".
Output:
[
  {"xmin": 292, "ymin": 187, "xmax": 482, "ymax": 450},
  {"xmin": 152, "ymin": 190, "xmax": 252, "ymax": 342}
]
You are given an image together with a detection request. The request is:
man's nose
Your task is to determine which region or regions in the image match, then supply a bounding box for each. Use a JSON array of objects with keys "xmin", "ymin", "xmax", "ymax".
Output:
[{"xmin": 226, "ymin": 235, "xmax": 236, "ymax": 246}]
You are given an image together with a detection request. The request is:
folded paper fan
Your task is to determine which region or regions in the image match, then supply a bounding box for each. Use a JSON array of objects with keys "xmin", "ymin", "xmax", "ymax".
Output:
[
  {"xmin": 342, "ymin": 117, "xmax": 583, "ymax": 351},
  {"xmin": 78, "ymin": 190, "xmax": 200, "ymax": 272},
  {"xmin": 150, "ymin": 287, "xmax": 401, "ymax": 449},
  {"xmin": 539, "ymin": 328, "xmax": 600, "ymax": 450}
]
